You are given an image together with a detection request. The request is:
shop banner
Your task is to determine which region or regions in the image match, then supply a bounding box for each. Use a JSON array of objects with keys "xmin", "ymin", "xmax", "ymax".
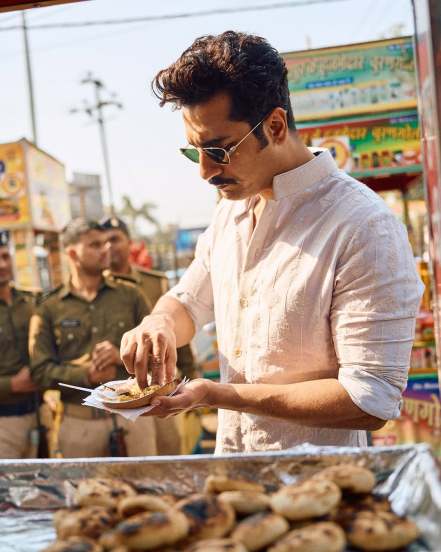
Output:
[
  {"xmin": 298, "ymin": 110, "xmax": 421, "ymax": 178},
  {"xmin": 25, "ymin": 142, "xmax": 71, "ymax": 232},
  {"xmin": 0, "ymin": 142, "xmax": 31, "ymax": 227},
  {"xmin": 284, "ymin": 37, "xmax": 417, "ymax": 122},
  {"xmin": 414, "ymin": 0, "xmax": 441, "ymax": 387}
]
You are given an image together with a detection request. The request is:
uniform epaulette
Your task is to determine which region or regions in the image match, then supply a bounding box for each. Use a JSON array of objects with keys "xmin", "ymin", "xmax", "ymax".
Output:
[
  {"xmin": 38, "ymin": 284, "xmax": 63, "ymax": 304},
  {"xmin": 109, "ymin": 272, "xmax": 136, "ymax": 284},
  {"xmin": 135, "ymin": 266, "xmax": 168, "ymax": 279}
]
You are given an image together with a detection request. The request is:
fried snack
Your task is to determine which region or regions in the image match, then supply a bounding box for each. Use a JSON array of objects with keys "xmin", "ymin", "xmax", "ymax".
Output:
[
  {"xmin": 345, "ymin": 510, "xmax": 420, "ymax": 551},
  {"xmin": 117, "ymin": 494, "xmax": 169, "ymax": 518},
  {"xmin": 54, "ymin": 506, "xmax": 119, "ymax": 540},
  {"xmin": 43, "ymin": 536, "xmax": 104, "ymax": 552},
  {"xmin": 204, "ymin": 475, "xmax": 264, "ymax": 494},
  {"xmin": 176, "ymin": 493, "xmax": 236, "ymax": 542},
  {"xmin": 231, "ymin": 512, "xmax": 289, "ymax": 551},
  {"xmin": 74, "ymin": 478, "xmax": 136, "ymax": 508},
  {"xmin": 314, "ymin": 464, "xmax": 376, "ymax": 493},
  {"xmin": 184, "ymin": 539, "xmax": 248, "ymax": 552},
  {"xmin": 218, "ymin": 490, "xmax": 270, "ymax": 515},
  {"xmin": 99, "ymin": 510, "xmax": 189, "ymax": 550},
  {"xmin": 271, "ymin": 479, "xmax": 341, "ymax": 520},
  {"xmin": 268, "ymin": 521, "xmax": 346, "ymax": 552},
  {"xmin": 329, "ymin": 493, "xmax": 392, "ymax": 523}
]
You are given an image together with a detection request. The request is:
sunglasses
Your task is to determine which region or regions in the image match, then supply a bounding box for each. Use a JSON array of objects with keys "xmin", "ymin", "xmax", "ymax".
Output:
[{"xmin": 180, "ymin": 117, "xmax": 266, "ymax": 165}]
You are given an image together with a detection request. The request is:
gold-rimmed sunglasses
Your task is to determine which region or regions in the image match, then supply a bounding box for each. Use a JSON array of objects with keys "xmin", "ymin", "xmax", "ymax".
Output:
[{"xmin": 180, "ymin": 117, "xmax": 266, "ymax": 165}]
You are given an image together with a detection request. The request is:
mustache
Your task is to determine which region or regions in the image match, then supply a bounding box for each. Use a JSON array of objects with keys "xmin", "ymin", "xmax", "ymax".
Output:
[{"xmin": 208, "ymin": 177, "xmax": 238, "ymax": 187}]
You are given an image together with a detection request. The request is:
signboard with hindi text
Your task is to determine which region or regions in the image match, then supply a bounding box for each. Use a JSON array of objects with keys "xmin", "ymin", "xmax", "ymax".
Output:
[
  {"xmin": 284, "ymin": 37, "xmax": 417, "ymax": 122},
  {"xmin": 298, "ymin": 110, "xmax": 421, "ymax": 178}
]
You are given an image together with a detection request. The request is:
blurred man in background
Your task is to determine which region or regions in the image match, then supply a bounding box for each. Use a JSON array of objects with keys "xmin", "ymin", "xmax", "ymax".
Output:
[
  {"xmin": 29, "ymin": 219, "xmax": 157, "ymax": 458},
  {"xmin": 0, "ymin": 230, "xmax": 40, "ymax": 458},
  {"xmin": 102, "ymin": 216, "xmax": 196, "ymax": 454}
]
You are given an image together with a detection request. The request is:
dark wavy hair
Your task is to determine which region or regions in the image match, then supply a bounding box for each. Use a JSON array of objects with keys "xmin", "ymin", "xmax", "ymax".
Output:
[{"xmin": 152, "ymin": 31, "xmax": 296, "ymax": 145}]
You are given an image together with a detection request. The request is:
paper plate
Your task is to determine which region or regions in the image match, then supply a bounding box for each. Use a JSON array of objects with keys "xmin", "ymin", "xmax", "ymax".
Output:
[{"xmin": 101, "ymin": 379, "xmax": 178, "ymax": 410}]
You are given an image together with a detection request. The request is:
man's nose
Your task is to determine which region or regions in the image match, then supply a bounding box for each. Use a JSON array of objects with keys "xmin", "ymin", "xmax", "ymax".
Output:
[{"xmin": 199, "ymin": 151, "xmax": 223, "ymax": 181}]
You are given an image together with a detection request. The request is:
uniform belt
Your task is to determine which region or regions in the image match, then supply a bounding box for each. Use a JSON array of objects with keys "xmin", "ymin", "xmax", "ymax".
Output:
[
  {"xmin": 0, "ymin": 400, "xmax": 36, "ymax": 417},
  {"xmin": 63, "ymin": 402, "xmax": 111, "ymax": 420}
]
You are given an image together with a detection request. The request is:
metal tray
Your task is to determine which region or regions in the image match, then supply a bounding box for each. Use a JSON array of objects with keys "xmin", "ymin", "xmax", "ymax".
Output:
[{"xmin": 0, "ymin": 443, "xmax": 439, "ymax": 551}]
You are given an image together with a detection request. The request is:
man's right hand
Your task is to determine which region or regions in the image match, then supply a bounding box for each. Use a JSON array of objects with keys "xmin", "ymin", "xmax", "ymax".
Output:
[
  {"xmin": 120, "ymin": 313, "xmax": 178, "ymax": 389},
  {"xmin": 11, "ymin": 367, "xmax": 38, "ymax": 393}
]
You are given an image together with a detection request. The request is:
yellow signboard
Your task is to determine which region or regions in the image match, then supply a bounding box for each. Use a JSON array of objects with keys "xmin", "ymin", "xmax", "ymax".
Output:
[{"xmin": 0, "ymin": 142, "xmax": 31, "ymax": 227}]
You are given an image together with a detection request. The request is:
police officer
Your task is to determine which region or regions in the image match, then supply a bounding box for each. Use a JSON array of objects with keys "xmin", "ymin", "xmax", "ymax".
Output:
[
  {"xmin": 29, "ymin": 219, "xmax": 157, "ymax": 458},
  {"xmin": 0, "ymin": 230, "xmax": 40, "ymax": 458},
  {"xmin": 101, "ymin": 216, "xmax": 196, "ymax": 455}
]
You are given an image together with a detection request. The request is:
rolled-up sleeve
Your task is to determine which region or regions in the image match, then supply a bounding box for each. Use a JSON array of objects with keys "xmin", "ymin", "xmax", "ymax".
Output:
[
  {"xmin": 331, "ymin": 211, "xmax": 424, "ymax": 420},
  {"xmin": 166, "ymin": 224, "xmax": 214, "ymax": 332}
]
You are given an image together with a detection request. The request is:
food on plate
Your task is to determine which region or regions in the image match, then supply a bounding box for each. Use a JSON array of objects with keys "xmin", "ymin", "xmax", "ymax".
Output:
[
  {"xmin": 313, "ymin": 464, "xmax": 376, "ymax": 493},
  {"xmin": 118, "ymin": 494, "xmax": 169, "ymax": 518},
  {"xmin": 176, "ymin": 493, "xmax": 236, "ymax": 542},
  {"xmin": 42, "ymin": 536, "xmax": 105, "ymax": 552},
  {"xmin": 104, "ymin": 379, "xmax": 161, "ymax": 402},
  {"xmin": 231, "ymin": 511, "xmax": 289, "ymax": 551},
  {"xmin": 184, "ymin": 539, "xmax": 248, "ymax": 552},
  {"xmin": 218, "ymin": 490, "xmax": 271, "ymax": 515},
  {"xmin": 344, "ymin": 509, "xmax": 420, "ymax": 551},
  {"xmin": 74, "ymin": 478, "xmax": 136, "ymax": 508},
  {"xmin": 270, "ymin": 479, "xmax": 341, "ymax": 520},
  {"xmin": 267, "ymin": 521, "xmax": 346, "ymax": 552},
  {"xmin": 204, "ymin": 474, "xmax": 265, "ymax": 494},
  {"xmin": 44, "ymin": 463, "xmax": 420, "ymax": 551},
  {"xmin": 54, "ymin": 506, "xmax": 118, "ymax": 539},
  {"xmin": 99, "ymin": 510, "xmax": 189, "ymax": 550}
]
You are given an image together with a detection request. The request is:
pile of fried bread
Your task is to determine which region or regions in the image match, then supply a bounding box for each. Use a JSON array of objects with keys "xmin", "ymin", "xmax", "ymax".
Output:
[{"xmin": 43, "ymin": 464, "xmax": 420, "ymax": 551}]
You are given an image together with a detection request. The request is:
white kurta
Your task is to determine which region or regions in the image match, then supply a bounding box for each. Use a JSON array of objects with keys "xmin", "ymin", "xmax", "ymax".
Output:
[{"xmin": 168, "ymin": 150, "xmax": 424, "ymax": 454}]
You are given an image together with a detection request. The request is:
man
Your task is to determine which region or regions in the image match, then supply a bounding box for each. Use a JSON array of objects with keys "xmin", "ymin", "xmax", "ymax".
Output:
[
  {"xmin": 0, "ymin": 230, "xmax": 39, "ymax": 458},
  {"xmin": 29, "ymin": 219, "xmax": 157, "ymax": 457},
  {"xmin": 121, "ymin": 32, "xmax": 424, "ymax": 454},
  {"xmin": 101, "ymin": 215, "xmax": 195, "ymax": 454}
]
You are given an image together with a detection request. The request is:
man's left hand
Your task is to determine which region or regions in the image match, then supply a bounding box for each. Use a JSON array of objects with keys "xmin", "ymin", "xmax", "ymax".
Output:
[
  {"xmin": 92, "ymin": 341, "xmax": 121, "ymax": 372},
  {"xmin": 144, "ymin": 378, "xmax": 212, "ymax": 417}
]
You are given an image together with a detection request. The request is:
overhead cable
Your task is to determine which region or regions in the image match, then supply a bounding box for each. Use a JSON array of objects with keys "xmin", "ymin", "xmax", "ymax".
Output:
[{"xmin": 0, "ymin": 0, "xmax": 350, "ymax": 31}]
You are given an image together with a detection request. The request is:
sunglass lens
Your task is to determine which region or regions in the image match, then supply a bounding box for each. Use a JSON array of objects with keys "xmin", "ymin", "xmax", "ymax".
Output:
[
  {"xmin": 205, "ymin": 148, "xmax": 228, "ymax": 164},
  {"xmin": 180, "ymin": 148, "xmax": 200, "ymax": 163}
]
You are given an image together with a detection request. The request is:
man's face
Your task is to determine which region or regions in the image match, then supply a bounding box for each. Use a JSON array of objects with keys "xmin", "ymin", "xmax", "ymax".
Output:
[
  {"xmin": 182, "ymin": 92, "xmax": 278, "ymax": 200},
  {"xmin": 106, "ymin": 229, "xmax": 130, "ymax": 271},
  {"xmin": 0, "ymin": 246, "xmax": 13, "ymax": 286},
  {"xmin": 69, "ymin": 230, "xmax": 110, "ymax": 276}
]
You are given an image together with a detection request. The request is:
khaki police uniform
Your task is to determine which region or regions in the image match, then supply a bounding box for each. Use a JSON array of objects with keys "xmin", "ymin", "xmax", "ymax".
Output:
[
  {"xmin": 29, "ymin": 276, "xmax": 157, "ymax": 458},
  {"xmin": 0, "ymin": 286, "xmax": 39, "ymax": 458},
  {"xmin": 109, "ymin": 266, "xmax": 197, "ymax": 455}
]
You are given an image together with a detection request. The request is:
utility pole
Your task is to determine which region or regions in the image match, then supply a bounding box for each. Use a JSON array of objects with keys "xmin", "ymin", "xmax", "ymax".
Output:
[
  {"xmin": 21, "ymin": 11, "xmax": 38, "ymax": 145},
  {"xmin": 70, "ymin": 73, "xmax": 122, "ymax": 215}
]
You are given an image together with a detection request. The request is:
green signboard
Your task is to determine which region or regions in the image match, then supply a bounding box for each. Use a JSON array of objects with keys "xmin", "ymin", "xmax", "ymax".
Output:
[
  {"xmin": 284, "ymin": 37, "xmax": 417, "ymax": 122},
  {"xmin": 298, "ymin": 110, "xmax": 421, "ymax": 178}
]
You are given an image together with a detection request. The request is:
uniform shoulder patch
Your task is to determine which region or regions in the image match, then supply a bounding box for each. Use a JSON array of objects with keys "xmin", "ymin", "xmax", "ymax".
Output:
[
  {"xmin": 135, "ymin": 266, "xmax": 168, "ymax": 280},
  {"xmin": 38, "ymin": 284, "xmax": 63, "ymax": 304}
]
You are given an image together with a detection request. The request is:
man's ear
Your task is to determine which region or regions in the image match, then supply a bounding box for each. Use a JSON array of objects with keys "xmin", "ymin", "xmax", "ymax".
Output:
[
  {"xmin": 66, "ymin": 245, "xmax": 78, "ymax": 263},
  {"xmin": 266, "ymin": 107, "xmax": 288, "ymax": 145}
]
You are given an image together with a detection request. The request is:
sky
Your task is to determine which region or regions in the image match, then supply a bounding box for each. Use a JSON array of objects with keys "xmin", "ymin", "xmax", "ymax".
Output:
[{"xmin": 0, "ymin": 0, "xmax": 414, "ymax": 231}]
